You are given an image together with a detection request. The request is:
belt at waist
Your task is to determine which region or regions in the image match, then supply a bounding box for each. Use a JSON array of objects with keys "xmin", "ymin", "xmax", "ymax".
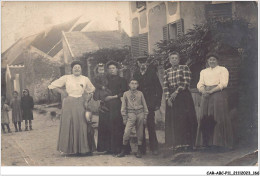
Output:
[
  {"xmin": 205, "ymin": 85, "xmax": 218, "ymax": 91},
  {"xmin": 127, "ymin": 108, "xmax": 144, "ymax": 114},
  {"xmin": 68, "ymin": 94, "xmax": 83, "ymax": 98}
]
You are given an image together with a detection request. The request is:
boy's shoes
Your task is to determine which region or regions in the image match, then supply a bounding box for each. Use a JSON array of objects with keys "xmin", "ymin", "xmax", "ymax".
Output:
[
  {"xmin": 136, "ymin": 145, "xmax": 142, "ymax": 158},
  {"xmin": 15, "ymin": 129, "xmax": 18, "ymax": 132},
  {"xmin": 117, "ymin": 145, "xmax": 127, "ymax": 157},
  {"xmin": 29, "ymin": 126, "xmax": 33, "ymax": 130},
  {"xmin": 2, "ymin": 130, "xmax": 6, "ymax": 134},
  {"xmin": 25, "ymin": 127, "xmax": 28, "ymax": 131}
]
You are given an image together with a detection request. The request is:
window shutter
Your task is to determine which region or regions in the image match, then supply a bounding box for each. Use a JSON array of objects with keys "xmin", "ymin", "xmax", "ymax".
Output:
[
  {"xmin": 139, "ymin": 33, "xmax": 148, "ymax": 56},
  {"xmin": 163, "ymin": 24, "xmax": 169, "ymax": 41},
  {"xmin": 176, "ymin": 18, "xmax": 184, "ymax": 38},
  {"xmin": 131, "ymin": 36, "xmax": 140, "ymax": 57}
]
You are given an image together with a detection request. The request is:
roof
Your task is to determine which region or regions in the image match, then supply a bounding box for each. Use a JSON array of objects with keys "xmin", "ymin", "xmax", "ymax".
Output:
[
  {"xmin": 63, "ymin": 30, "xmax": 130, "ymax": 58},
  {"xmin": 1, "ymin": 34, "xmax": 38, "ymax": 68},
  {"xmin": 1, "ymin": 17, "xmax": 82, "ymax": 68},
  {"xmin": 31, "ymin": 17, "xmax": 80, "ymax": 57}
]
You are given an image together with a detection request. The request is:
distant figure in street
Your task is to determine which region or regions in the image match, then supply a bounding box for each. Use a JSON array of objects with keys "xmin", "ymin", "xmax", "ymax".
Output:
[
  {"xmin": 118, "ymin": 79, "xmax": 149, "ymax": 158},
  {"xmin": 1, "ymin": 97, "xmax": 12, "ymax": 133},
  {"xmin": 10, "ymin": 91, "xmax": 23, "ymax": 132},
  {"xmin": 104, "ymin": 60, "xmax": 129, "ymax": 155},
  {"xmin": 21, "ymin": 89, "xmax": 34, "ymax": 131},
  {"xmin": 163, "ymin": 51, "xmax": 197, "ymax": 151},
  {"xmin": 48, "ymin": 60, "xmax": 96, "ymax": 155},
  {"xmin": 133, "ymin": 56, "xmax": 162, "ymax": 155},
  {"xmin": 196, "ymin": 53, "xmax": 233, "ymax": 149}
]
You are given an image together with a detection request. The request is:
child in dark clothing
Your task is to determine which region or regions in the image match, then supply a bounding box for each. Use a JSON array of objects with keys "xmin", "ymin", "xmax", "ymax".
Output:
[
  {"xmin": 93, "ymin": 63, "xmax": 111, "ymax": 113},
  {"xmin": 21, "ymin": 89, "xmax": 34, "ymax": 131}
]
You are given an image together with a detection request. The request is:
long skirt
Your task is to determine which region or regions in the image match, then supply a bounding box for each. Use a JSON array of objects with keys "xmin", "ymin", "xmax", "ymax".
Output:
[
  {"xmin": 165, "ymin": 89, "xmax": 198, "ymax": 148},
  {"xmin": 97, "ymin": 111, "xmax": 111, "ymax": 152},
  {"xmin": 57, "ymin": 96, "xmax": 96, "ymax": 154},
  {"xmin": 195, "ymin": 89, "xmax": 233, "ymax": 148},
  {"xmin": 108, "ymin": 98, "xmax": 124, "ymax": 154}
]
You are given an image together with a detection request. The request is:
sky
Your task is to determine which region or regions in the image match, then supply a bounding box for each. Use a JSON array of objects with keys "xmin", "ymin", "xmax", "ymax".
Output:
[{"xmin": 1, "ymin": 1, "xmax": 131, "ymax": 53}]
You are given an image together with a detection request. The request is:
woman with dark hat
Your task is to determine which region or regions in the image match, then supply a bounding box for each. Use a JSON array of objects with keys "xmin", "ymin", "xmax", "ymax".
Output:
[
  {"xmin": 48, "ymin": 60, "xmax": 96, "ymax": 155},
  {"xmin": 104, "ymin": 60, "xmax": 129, "ymax": 155},
  {"xmin": 163, "ymin": 51, "xmax": 197, "ymax": 151},
  {"xmin": 196, "ymin": 53, "xmax": 233, "ymax": 149},
  {"xmin": 21, "ymin": 89, "xmax": 34, "ymax": 131}
]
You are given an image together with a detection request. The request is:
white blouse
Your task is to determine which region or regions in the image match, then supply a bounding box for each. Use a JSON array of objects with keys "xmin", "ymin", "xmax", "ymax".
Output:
[
  {"xmin": 48, "ymin": 75, "xmax": 95, "ymax": 97},
  {"xmin": 197, "ymin": 66, "xmax": 229, "ymax": 92}
]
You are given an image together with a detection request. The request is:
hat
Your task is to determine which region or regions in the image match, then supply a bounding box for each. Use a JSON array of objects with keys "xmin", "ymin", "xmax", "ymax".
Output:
[
  {"xmin": 136, "ymin": 56, "xmax": 148, "ymax": 63},
  {"xmin": 106, "ymin": 60, "xmax": 119, "ymax": 68}
]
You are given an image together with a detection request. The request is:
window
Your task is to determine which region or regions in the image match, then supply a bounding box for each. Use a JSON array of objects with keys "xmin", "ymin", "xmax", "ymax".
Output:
[
  {"xmin": 136, "ymin": 1, "xmax": 146, "ymax": 9},
  {"xmin": 130, "ymin": 33, "xmax": 148, "ymax": 57},
  {"xmin": 163, "ymin": 19, "xmax": 184, "ymax": 41}
]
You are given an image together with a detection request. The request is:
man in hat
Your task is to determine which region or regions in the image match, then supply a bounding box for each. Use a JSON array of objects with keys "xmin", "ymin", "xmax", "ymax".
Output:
[{"xmin": 133, "ymin": 56, "xmax": 163, "ymax": 155}]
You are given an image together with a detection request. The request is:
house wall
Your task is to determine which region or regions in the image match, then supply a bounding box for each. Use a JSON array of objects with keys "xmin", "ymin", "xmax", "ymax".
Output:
[
  {"xmin": 180, "ymin": 1, "xmax": 209, "ymax": 33},
  {"xmin": 24, "ymin": 49, "xmax": 61, "ymax": 104}
]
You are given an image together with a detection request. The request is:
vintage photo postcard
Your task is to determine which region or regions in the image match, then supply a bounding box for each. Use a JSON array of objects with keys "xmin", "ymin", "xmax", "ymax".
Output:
[{"xmin": 1, "ymin": 1, "xmax": 259, "ymax": 175}]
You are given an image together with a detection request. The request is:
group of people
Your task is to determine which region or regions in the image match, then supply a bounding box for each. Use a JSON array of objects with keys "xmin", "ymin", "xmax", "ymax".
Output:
[
  {"xmin": 1, "ymin": 89, "xmax": 34, "ymax": 133},
  {"xmin": 48, "ymin": 51, "xmax": 233, "ymax": 158}
]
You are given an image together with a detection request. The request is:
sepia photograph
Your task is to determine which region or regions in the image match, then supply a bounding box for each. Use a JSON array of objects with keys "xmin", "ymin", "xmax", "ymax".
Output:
[{"xmin": 1, "ymin": 1, "xmax": 259, "ymax": 175}]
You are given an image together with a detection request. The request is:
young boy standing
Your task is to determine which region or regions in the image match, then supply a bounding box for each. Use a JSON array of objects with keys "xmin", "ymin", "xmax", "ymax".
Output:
[{"xmin": 118, "ymin": 79, "xmax": 148, "ymax": 158}]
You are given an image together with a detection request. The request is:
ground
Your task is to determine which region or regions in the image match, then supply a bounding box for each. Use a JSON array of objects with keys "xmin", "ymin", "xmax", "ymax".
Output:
[{"xmin": 1, "ymin": 104, "xmax": 258, "ymax": 166}]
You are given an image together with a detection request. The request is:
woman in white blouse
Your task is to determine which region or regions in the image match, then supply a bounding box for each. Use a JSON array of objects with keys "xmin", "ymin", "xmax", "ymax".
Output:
[
  {"xmin": 48, "ymin": 61, "xmax": 96, "ymax": 155},
  {"xmin": 196, "ymin": 53, "xmax": 233, "ymax": 149}
]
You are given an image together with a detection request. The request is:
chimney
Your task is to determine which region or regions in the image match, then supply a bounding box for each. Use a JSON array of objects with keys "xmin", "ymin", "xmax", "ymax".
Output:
[{"xmin": 115, "ymin": 13, "xmax": 122, "ymax": 32}]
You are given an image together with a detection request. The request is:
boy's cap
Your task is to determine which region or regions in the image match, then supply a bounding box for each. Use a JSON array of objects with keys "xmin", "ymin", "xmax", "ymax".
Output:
[{"xmin": 136, "ymin": 56, "xmax": 148, "ymax": 63}]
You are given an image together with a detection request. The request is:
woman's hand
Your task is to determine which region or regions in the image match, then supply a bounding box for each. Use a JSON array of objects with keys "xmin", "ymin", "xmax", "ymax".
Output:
[
  {"xmin": 104, "ymin": 95, "xmax": 118, "ymax": 102},
  {"xmin": 170, "ymin": 92, "xmax": 178, "ymax": 101},
  {"xmin": 167, "ymin": 98, "xmax": 173, "ymax": 107},
  {"xmin": 201, "ymin": 90, "xmax": 209, "ymax": 97}
]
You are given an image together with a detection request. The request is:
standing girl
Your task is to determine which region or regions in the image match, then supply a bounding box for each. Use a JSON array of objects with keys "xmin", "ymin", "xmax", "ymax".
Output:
[
  {"xmin": 10, "ymin": 91, "xmax": 23, "ymax": 132},
  {"xmin": 21, "ymin": 89, "xmax": 34, "ymax": 131},
  {"xmin": 1, "ymin": 97, "xmax": 12, "ymax": 133}
]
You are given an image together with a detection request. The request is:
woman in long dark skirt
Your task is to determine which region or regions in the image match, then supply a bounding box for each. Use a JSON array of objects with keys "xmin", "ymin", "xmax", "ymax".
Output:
[
  {"xmin": 104, "ymin": 61, "xmax": 130, "ymax": 155},
  {"xmin": 21, "ymin": 89, "xmax": 34, "ymax": 131},
  {"xmin": 93, "ymin": 63, "xmax": 112, "ymax": 152},
  {"xmin": 163, "ymin": 51, "xmax": 197, "ymax": 151}
]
